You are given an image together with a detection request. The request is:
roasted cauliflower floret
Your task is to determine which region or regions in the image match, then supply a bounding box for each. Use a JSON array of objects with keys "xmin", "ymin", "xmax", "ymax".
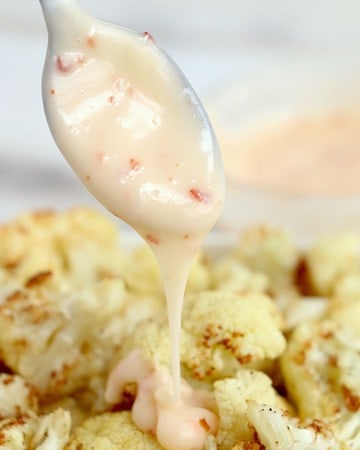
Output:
[
  {"xmin": 327, "ymin": 299, "xmax": 360, "ymax": 332},
  {"xmin": 181, "ymin": 291, "xmax": 285, "ymax": 380},
  {"xmin": 245, "ymin": 400, "xmax": 341, "ymax": 450},
  {"xmin": 211, "ymin": 256, "xmax": 269, "ymax": 294},
  {"xmin": 0, "ymin": 268, "xmax": 22, "ymax": 305},
  {"xmin": 0, "ymin": 211, "xmax": 61, "ymax": 282},
  {"xmin": 115, "ymin": 291, "xmax": 285, "ymax": 384},
  {"xmin": 214, "ymin": 370, "xmax": 279, "ymax": 448},
  {"xmin": 306, "ymin": 232, "xmax": 360, "ymax": 296},
  {"xmin": 0, "ymin": 408, "xmax": 71, "ymax": 450},
  {"xmin": 276, "ymin": 291, "xmax": 328, "ymax": 331},
  {"xmin": 281, "ymin": 320, "xmax": 360, "ymax": 419},
  {"xmin": 40, "ymin": 397, "xmax": 88, "ymax": 430},
  {"xmin": 234, "ymin": 225, "xmax": 299, "ymax": 292},
  {"xmin": 204, "ymin": 435, "xmax": 218, "ymax": 450},
  {"xmin": 113, "ymin": 316, "xmax": 172, "ymax": 371},
  {"xmin": 333, "ymin": 273, "xmax": 360, "ymax": 303},
  {"xmin": 65, "ymin": 411, "xmax": 162, "ymax": 449},
  {"xmin": 281, "ymin": 319, "xmax": 360, "ymax": 447},
  {"xmin": 54, "ymin": 208, "xmax": 126, "ymax": 285},
  {"xmin": 0, "ymin": 374, "xmax": 38, "ymax": 419},
  {"xmin": 0, "ymin": 208, "xmax": 125, "ymax": 286},
  {"xmin": 0, "ymin": 277, "xmax": 128, "ymax": 402}
]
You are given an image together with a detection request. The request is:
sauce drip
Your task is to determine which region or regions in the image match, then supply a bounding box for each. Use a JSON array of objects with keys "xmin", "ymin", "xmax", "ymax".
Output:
[{"xmin": 106, "ymin": 351, "xmax": 218, "ymax": 450}]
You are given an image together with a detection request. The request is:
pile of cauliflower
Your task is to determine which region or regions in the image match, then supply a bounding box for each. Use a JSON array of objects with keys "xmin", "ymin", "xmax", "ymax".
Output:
[{"xmin": 0, "ymin": 207, "xmax": 359, "ymax": 449}]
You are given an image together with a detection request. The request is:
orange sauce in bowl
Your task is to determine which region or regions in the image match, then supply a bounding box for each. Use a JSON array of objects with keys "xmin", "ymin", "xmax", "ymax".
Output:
[{"xmin": 215, "ymin": 110, "xmax": 360, "ymax": 196}]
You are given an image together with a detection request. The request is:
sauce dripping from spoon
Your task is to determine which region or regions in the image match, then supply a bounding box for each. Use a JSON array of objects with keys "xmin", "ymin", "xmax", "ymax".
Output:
[{"xmin": 39, "ymin": 0, "xmax": 224, "ymax": 436}]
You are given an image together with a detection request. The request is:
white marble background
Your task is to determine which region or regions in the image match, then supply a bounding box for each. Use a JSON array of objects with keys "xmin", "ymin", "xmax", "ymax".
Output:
[{"xmin": 1, "ymin": 0, "xmax": 359, "ymax": 227}]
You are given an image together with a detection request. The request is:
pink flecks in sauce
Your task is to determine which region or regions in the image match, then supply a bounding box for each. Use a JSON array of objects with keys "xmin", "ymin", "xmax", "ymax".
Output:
[
  {"xmin": 127, "ymin": 158, "xmax": 143, "ymax": 179},
  {"xmin": 145, "ymin": 233, "xmax": 160, "ymax": 245},
  {"xmin": 143, "ymin": 31, "xmax": 155, "ymax": 43},
  {"xmin": 86, "ymin": 36, "xmax": 96, "ymax": 48},
  {"xmin": 125, "ymin": 84, "xmax": 135, "ymax": 98},
  {"xmin": 95, "ymin": 151, "xmax": 110, "ymax": 165},
  {"xmin": 56, "ymin": 52, "xmax": 84, "ymax": 74},
  {"xmin": 105, "ymin": 350, "xmax": 218, "ymax": 450},
  {"xmin": 189, "ymin": 188, "xmax": 208, "ymax": 203},
  {"xmin": 129, "ymin": 158, "xmax": 141, "ymax": 171}
]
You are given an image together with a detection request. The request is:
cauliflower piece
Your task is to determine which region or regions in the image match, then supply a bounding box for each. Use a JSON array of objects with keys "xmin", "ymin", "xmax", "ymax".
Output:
[
  {"xmin": 333, "ymin": 273, "xmax": 360, "ymax": 303},
  {"xmin": 115, "ymin": 291, "xmax": 285, "ymax": 384},
  {"xmin": 65, "ymin": 411, "xmax": 163, "ymax": 449},
  {"xmin": 181, "ymin": 291, "xmax": 285, "ymax": 380},
  {"xmin": 124, "ymin": 245, "xmax": 211, "ymax": 295},
  {"xmin": 0, "ymin": 408, "xmax": 71, "ymax": 450},
  {"xmin": 0, "ymin": 276, "xmax": 129, "ymax": 402},
  {"xmin": 245, "ymin": 400, "xmax": 341, "ymax": 450},
  {"xmin": 333, "ymin": 411, "xmax": 360, "ymax": 449},
  {"xmin": 0, "ymin": 210, "xmax": 61, "ymax": 282},
  {"xmin": 205, "ymin": 435, "xmax": 218, "ymax": 450},
  {"xmin": 306, "ymin": 232, "xmax": 360, "ymax": 296},
  {"xmin": 122, "ymin": 246, "xmax": 162, "ymax": 295},
  {"xmin": 0, "ymin": 374, "xmax": 38, "ymax": 419},
  {"xmin": 281, "ymin": 319, "xmax": 360, "ymax": 447},
  {"xmin": 211, "ymin": 256, "xmax": 269, "ymax": 294},
  {"xmin": 40, "ymin": 397, "xmax": 88, "ymax": 430},
  {"xmin": 0, "ymin": 208, "xmax": 125, "ymax": 287},
  {"xmin": 214, "ymin": 370, "xmax": 278, "ymax": 448},
  {"xmin": 281, "ymin": 320, "xmax": 360, "ymax": 420},
  {"xmin": 235, "ymin": 225, "xmax": 299, "ymax": 292},
  {"xmin": 275, "ymin": 291, "xmax": 328, "ymax": 330},
  {"xmin": 54, "ymin": 208, "xmax": 126, "ymax": 285},
  {"xmin": 0, "ymin": 207, "xmax": 166, "ymax": 406},
  {"xmin": 112, "ymin": 316, "xmax": 172, "ymax": 371},
  {"xmin": 327, "ymin": 300, "xmax": 360, "ymax": 332},
  {"xmin": 116, "ymin": 291, "xmax": 285, "ymax": 383},
  {"xmin": 0, "ymin": 268, "xmax": 22, "ymax": 304}
]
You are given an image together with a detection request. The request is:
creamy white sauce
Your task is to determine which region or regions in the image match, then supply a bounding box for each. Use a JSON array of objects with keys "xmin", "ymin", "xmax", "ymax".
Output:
[{"xmin": 40, "ymin": 1, "xmax": 224, "ymax": 447}]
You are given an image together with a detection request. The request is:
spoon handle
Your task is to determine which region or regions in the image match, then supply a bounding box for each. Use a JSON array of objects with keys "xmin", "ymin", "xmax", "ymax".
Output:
[
  {"xmin": 39, "ymin": 0, "xmax": 76, "ymax": 12},
  {"xmin": 39, "ymin": 0, "xmax": 87, "ymax": 44}
]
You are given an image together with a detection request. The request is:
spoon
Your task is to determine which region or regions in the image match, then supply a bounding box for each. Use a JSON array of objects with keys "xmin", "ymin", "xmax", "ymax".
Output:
[{"xmin": 39, "ymin": 0, "xmax": 224, "ymax": 398}]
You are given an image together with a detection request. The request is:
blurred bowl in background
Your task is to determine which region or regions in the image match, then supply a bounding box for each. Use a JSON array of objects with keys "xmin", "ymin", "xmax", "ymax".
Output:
[{"xmin": 207, "ymin": 54, "xmax": 360, "ymax": 239}]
